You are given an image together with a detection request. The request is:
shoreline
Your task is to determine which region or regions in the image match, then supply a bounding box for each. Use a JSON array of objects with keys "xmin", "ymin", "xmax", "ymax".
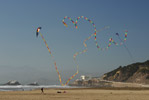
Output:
[{"xmin": 1, "ymin": 85, "xmax": 149, "ymax": 92}]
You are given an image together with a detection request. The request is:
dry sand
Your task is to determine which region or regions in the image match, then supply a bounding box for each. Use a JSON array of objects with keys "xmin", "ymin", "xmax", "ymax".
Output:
[{"xmin": 0, "ymin": 88, "xmax": 149, "ymax": 100}]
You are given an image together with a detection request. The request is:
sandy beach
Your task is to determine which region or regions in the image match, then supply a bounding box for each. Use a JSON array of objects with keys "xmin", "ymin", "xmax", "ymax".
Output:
[{"xmin": 0, "ymin": 88, "xmax": 149, "ymax": 100}]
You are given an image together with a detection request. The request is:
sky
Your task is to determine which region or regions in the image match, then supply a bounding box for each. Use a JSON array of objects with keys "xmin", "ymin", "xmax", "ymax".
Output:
[{"xmin": 0, "ymin": 0, "xmax": 149, "ymax": 85}]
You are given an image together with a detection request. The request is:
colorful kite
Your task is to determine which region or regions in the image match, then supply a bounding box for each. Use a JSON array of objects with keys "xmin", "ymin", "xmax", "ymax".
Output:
[{"xmin": 36, "ymin": 27, "xmax": 42, "ymax": 37}]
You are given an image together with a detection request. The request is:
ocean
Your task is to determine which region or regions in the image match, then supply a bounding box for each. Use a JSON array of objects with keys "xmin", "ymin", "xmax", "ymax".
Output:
[{"xmin": 0, "ymin": 85, "xmax": 72, "ymax": 91}]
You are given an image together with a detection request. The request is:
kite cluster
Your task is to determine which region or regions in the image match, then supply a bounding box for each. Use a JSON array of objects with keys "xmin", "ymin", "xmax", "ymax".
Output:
[{"xmin": 36, "ymin": 16, "xmax": 129, "ymax": 86}]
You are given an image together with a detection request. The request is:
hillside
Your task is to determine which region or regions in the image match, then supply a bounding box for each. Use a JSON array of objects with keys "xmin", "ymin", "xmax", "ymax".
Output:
[{"xmin": 102, "ymin": 60, "xmax": 149, "ymax": 84}]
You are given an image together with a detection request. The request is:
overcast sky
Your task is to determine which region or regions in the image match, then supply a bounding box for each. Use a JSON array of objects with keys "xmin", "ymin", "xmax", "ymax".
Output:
[{"xmin": 0, "ymin": 0, "xmax": 149, "ymax": 85}]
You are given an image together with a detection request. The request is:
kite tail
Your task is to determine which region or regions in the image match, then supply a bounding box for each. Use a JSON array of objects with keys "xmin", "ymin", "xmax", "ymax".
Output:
[
  {"xmin": 40, "ymin": 33, "xmax": 52, "ymax": 55},
  {"xmin": 39, "ymin": 33, "xmax": 64, "ymax": 86},
  {"xmin": 62, "ymin": 16, "xmax": 107, "ymax": 85},
  {"xmin": 95, "ymin": 29, "xmax": 128, "ymax": 51},
  {"xmin": 75, "ymin": 16, "xmax": 115, "ymax": 51},
  {"xmin": 54, "ymin": 61, "xmax": 64, "ymax": 86},
  {"xmin": 62, "ymin": 16, "xmax": 97, "ymax": 85},
  {"xmin": 64, "ymin": 70, "xmax": 79, "ymax": 86}
]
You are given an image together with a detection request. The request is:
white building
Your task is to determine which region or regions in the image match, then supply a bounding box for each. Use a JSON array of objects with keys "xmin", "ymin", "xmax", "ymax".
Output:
[
  {"xmin": 80, "ymin": 75, "xmax": 91, "ymax": 80},
  {"xmin": 80, "ymin": 75, "xmax": 85, "ymax": 80}
]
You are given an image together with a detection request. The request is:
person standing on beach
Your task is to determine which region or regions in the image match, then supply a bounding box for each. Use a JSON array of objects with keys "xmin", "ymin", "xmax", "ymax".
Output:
[{"xmin": 41, "ymin": 88, "xmax": 44, "ymax": 93}]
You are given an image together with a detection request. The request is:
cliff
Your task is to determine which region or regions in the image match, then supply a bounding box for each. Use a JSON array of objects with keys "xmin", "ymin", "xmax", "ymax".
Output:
[{"xmin": 102, "ymin": 60, "xmax": 149, "ymax": 84}]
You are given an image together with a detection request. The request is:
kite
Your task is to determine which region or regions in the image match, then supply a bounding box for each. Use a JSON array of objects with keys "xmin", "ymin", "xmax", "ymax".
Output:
[
  {"xmin": 36, "ymin": 27, "xmax": 42, "ymax": 37},
  {"xmin": 115, "ymin": 31, "xmax": 134, "ymax": 61}
]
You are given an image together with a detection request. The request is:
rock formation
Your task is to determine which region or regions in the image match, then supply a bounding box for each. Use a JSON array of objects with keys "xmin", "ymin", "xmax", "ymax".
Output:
[{"xmin": 4, "ymin": 80, "xmax": 21, "ymax": 85}]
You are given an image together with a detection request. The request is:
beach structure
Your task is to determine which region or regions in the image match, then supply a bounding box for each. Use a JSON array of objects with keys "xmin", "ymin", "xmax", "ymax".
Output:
[{"xmin": 80, "ymin": 75, "xmax": 91, "ymax": 81}]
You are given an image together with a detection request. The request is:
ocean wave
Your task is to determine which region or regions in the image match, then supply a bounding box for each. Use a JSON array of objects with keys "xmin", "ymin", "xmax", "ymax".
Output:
[{"xmin": 0, "ymin": 85, "xmax": 71, "ymax": 91}]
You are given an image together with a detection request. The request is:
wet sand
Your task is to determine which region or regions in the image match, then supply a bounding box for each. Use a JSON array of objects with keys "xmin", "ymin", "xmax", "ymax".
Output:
[{"xmin": 0, "ymin": 88, "xmax": 149, "ymax": 100}]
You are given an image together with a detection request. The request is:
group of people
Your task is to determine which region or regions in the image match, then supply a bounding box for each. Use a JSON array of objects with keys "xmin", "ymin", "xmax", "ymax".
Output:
[
  {"xmin": 57, "ymin": 91, "xmax": 66, "ymax": 93},
  {"xmin": 41, "ymin": 88, "xmax": 66, "ymax": 94}
]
